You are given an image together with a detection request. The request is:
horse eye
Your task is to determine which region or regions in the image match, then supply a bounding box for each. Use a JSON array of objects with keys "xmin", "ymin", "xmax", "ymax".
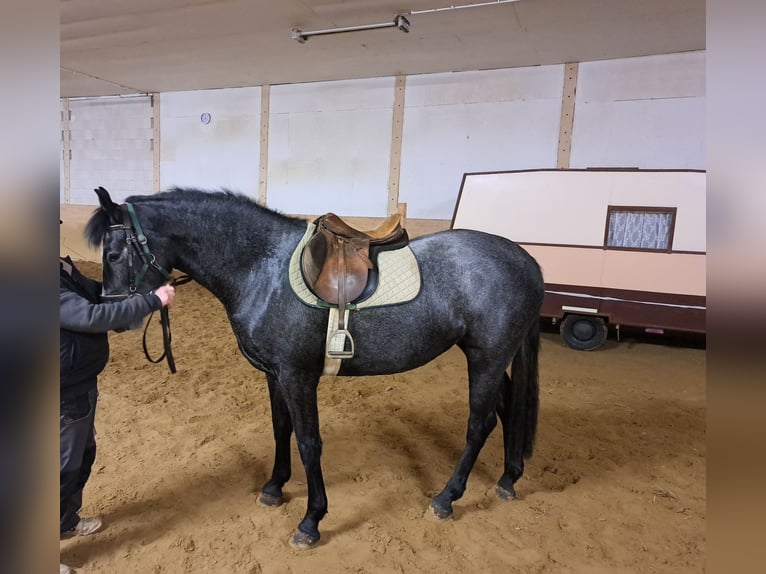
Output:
[{"xmin": 107, "ymin": 253, "xmax": 121, "ymax": 263}]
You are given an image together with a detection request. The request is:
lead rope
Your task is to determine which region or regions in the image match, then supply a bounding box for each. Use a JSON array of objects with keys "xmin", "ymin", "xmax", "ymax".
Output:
[{"xmin": 142, "ymin": 274, "xmax": 193, "ymax": 373}]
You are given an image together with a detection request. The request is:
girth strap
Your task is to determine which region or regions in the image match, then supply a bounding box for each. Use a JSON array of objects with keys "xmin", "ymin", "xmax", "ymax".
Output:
[
  {"xmin": 326, "ymin": 233, "xmax": 356, "ymax": 358},
  {"xmin": 337, "ymin": 236, "xmax": 347, "ymax": 331}
]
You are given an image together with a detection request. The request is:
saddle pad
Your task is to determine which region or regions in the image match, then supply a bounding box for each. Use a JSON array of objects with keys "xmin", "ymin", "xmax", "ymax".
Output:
[{"xmin": 289, "ymin": 222, "xmax": 421, "ymax": 309}]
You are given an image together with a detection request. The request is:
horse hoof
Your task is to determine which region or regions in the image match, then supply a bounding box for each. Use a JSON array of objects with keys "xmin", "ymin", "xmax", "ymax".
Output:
[
  {"xmin": 289, "ymin": 530, "xmax": 319, "ymax": 550},
  {"xmin": 258, "ymin": 492, "xmax": 284, "ymax": 507},
  {"xmin": 495, "ymin": 484, "xmax": 517, "ymax": 501},
  {"xmin": 429, "ymin": 501, "xmax": 453, "ymax": 520}
]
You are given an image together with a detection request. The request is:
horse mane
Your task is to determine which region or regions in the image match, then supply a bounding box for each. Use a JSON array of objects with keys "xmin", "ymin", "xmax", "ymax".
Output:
[{"xmin": 84, "ymin": 187, "xmax": 296, "ymax": 247}]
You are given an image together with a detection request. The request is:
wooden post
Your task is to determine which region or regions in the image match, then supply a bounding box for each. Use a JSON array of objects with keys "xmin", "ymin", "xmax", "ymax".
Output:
[
  {"xmin": 387, "ymin": 75, "xmax": 406, "ymax": 215},
  {"xmin": 259, "ymin": 85, "xmax": 270, "ymax": 206},
  {"xmin": 397, "ymin": 202, "xmax": 407, "ymax": 228},
  {"xmin": 557, "ymin": 63, "xmax": 578, "ymax": 169},
  {"xmin": 152, "ymin": 93, "xmax": 161, "ymax": 193},
  {"xmin": 62, "ymin": 99, "xmax": 71, "ymax": 203}
]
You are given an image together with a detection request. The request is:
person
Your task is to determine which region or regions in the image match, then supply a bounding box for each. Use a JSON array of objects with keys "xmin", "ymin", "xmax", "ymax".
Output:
[{"xmin": 59, "ymin": 254, "xmax": 175, "ymax": 574}]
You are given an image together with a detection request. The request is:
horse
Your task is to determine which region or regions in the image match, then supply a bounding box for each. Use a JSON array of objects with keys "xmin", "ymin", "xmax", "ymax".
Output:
[{"xmin": 85, "ymin": 185, "xmax": 544, "ymax": 549}]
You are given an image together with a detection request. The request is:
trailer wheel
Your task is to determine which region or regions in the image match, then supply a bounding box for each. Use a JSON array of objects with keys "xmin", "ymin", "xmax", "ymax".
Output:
[{"xmin": 560, "ymin": 314, "xmax": 608, "ymax": 351}]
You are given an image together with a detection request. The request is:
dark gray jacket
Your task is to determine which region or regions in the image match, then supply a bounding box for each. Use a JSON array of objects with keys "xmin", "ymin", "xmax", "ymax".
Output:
[{"xmin": 59, "ymin": 256, "xmax": 162, "ymax": 400}]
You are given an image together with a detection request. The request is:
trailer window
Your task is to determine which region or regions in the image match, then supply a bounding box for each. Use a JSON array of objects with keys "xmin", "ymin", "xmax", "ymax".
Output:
[{"xmin": 605, "ymin": 207, "xmax": 676, "ymax": 251}]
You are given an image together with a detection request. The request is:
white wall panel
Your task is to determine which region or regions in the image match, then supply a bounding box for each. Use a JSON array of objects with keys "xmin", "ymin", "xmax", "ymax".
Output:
[
  {"xmin": 399, "ymin": 66, "xmax": 564, "ymax": 219},
  {"xmin": 160, "ymin": 87, "xmax": 261, "ymax": 197},
  {"xmin": 570, "ymin": 52, "xmax": 705, "ymax": 169},
  {"xmin": 267, "ymin": 77, "xmax": 395, "ymax": 217},
  {"xmin": 61, "ymin": 51, "xmax": 705, "ymax": 223},
  {"xmin": 68, "ymin": 96, "xmax": 153, "ymax": 205}
]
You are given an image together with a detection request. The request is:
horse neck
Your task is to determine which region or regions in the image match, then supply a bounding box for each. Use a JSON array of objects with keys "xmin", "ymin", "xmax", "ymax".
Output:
[{"xmin": 159, "ymin": 202, "xmax": 304, "ymax": 306}]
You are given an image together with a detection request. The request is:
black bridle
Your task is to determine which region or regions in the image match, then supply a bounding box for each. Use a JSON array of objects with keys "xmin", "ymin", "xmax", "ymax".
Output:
[
  {"xmin": 104, "ymin": 202, "xmax": 172, "ymax": 298},
  {"xmin": 105, "ymin": 201, "xmax": 190, "ymax": 373}
]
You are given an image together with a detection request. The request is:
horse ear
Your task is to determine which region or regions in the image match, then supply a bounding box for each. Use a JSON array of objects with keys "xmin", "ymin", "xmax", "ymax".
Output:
[{"xmin": 94, "ymin": 186, "xmax": 121, "ymax": 222}]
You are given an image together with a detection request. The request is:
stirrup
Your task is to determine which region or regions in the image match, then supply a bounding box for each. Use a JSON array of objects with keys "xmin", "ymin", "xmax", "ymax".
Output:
[{"xmin": 326, "ymin": 329, "xmax": 355, "ymax": 359}]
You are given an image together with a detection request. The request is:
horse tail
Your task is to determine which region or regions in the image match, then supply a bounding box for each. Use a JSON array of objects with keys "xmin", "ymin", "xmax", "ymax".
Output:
[{"xmin": 508, "ymin": 318, "xmax": 540, "ymax": 460}]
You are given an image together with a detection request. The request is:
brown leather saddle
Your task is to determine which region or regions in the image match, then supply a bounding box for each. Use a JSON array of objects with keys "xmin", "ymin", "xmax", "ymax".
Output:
[{"xmin": 300, "ymin": 212, "xmax": 409, "ymax": 358}]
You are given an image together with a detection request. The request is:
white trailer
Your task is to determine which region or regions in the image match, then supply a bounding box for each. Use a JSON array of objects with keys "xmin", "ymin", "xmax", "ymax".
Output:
[{"xmin": 452, "ymin": 168, "xmax": 705, "ymax": 350}]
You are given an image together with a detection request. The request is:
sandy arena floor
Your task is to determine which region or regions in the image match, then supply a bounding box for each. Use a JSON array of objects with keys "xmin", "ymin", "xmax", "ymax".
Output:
[{"xmin": 61, "ymin": 262, "xmax": 706, "ymax": 573}]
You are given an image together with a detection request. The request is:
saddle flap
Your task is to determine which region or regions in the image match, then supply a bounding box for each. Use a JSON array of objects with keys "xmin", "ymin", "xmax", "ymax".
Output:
[{"xmin": 301, "ymin": 231, "xmax": 371, "ymax": 305}]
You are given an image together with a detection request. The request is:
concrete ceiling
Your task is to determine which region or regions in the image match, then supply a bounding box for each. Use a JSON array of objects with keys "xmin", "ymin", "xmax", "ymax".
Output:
[{"xmin": 61, "ymin": 0, "xmax": 705, "ymax": 98}]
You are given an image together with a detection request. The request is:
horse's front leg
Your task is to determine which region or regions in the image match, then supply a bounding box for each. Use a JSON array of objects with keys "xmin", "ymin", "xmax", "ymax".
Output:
[
  {"xmin": 281, "ymin": 375, "xmax": 327, "ymax": 549},
  {"xmin": 259, "ymin": 374, "xmax": 293, "ymax": 507}
]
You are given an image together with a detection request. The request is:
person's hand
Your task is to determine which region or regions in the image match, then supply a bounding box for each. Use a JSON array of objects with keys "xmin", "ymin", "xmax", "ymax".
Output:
[{"xmin": 153, "ymin": 284, "xmax": 175, "ymax": 307}]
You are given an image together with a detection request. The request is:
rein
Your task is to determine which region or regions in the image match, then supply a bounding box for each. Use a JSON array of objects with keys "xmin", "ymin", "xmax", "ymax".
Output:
[{"xmin": 142, "ymin": 274, "xmax": 193, "ymax": 374}]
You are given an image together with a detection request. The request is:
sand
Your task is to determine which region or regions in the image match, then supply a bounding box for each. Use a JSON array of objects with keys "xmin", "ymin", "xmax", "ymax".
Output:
[{"xmin": 61, "ymin": 262, "xmax": 706, "ymax": 573}]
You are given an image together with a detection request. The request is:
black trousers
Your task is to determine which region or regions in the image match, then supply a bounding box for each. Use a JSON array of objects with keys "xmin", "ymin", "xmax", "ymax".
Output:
[{"xmin": 60, "ymin": 387, "xmax": 98, "ymax": 533}]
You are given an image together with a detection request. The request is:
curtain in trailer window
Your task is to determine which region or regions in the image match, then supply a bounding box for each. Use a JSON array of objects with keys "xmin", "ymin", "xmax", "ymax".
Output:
[{"xmin": 607, "ymin": 210, "xmax": 673, "ymax": 250}]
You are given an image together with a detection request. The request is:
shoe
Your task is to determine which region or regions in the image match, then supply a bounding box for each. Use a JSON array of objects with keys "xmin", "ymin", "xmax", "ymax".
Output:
[
  {"xmin": 61, "ymin": 516, "xmax": 103, "ymax": 539},
  {"xmin": 60, "ymin": 564, "xmax": 73, "ymax": 574}
]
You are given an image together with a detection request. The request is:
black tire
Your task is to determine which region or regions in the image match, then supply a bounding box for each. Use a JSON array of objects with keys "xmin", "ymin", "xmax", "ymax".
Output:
[{"xmin": 560, "ymin": 314, "xmax": 608, "ymax": 351}]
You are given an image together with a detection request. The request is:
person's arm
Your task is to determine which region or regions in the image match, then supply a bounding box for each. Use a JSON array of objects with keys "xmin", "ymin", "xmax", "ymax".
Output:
[{"xmin": 59, "ymin": 285, "xmax": 174, "ymax": 333}]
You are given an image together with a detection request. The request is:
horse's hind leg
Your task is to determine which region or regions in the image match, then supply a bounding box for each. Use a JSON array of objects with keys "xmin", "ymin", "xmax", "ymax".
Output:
[
  {"xmin": 430, "ymin": 354, "xmax": 503, "ymax": 519},
  {"xmin": 259, "ymin": 374, "xmax": 293, "ymax": 507}
]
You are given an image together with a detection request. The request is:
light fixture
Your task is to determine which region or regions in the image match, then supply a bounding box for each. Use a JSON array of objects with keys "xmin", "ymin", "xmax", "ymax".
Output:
[
  {"xmin": 292, "ymin": 14, "xmax": 410, "ymax": 44},
  {"xmin": 291, "ymin": 1, "xmax": 521, "ymax": 44}
]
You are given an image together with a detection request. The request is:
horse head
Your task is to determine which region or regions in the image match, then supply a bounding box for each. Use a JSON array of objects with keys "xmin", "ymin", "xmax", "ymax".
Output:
[{"xmin": 85, "ymin": 186, "xmax": 173, "ymax": 299}]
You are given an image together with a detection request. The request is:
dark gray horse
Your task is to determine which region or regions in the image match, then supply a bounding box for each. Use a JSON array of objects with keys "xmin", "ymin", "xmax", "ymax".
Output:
[{"xmin": 85, "ymin": 186, "xmax": 543, "ymax": 548}]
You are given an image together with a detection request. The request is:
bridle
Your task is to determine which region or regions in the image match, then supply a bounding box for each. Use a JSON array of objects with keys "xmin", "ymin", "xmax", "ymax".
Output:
[
  {"xmin": 105, "ymin": 201, "xmax": 190, "ymax": 373},
  {"xmin": 103, "ymin": 202, "xmax": 172, "ymax": 298}
]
